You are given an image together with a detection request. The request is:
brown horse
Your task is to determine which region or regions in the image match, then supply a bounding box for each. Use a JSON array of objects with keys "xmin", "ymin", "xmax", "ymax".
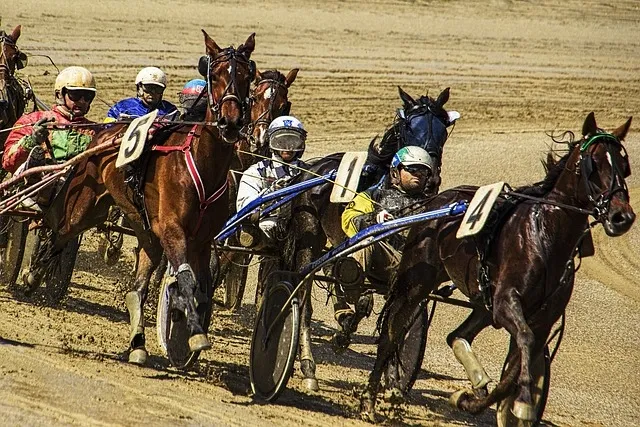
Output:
[
  {"xmin": 359, "ymin": 112, "xmax": 635, "ymax": 422},
  {"xmin": 0, "ymin": 25, "xmax": 28, "ymax": 152},
  {"xmin": 30, "ymin": 30, "xmax": 256, "ymax": 365},
  {"xmin": 217, "ymin": 68, "xmax": 298, "ymax": 310}
]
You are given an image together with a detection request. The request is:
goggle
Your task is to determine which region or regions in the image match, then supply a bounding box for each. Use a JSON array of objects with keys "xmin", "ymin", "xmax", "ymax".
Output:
[
  {"xmin": 401, "ymin": 165, "xmax": 431, "ymax": 176},
  {"xmin": 142, "ymin": 84, "xmax": 164, "ymax": 94},
  {"xmin": 66, "ymin": 89, "xmax": 96, "ymax": 102}
]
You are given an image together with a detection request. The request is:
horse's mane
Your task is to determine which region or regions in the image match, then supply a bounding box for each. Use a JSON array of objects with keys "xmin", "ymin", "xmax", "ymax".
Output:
[
  {"xmin": 257, "ymin": 70, "xmax": 285, "ymax": 84},
  {"xmin": 513, "ymin": 131, "xmax": 577, "ymax": 197}
]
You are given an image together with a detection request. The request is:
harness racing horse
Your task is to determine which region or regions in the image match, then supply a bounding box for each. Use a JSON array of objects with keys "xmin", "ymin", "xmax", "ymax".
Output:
[
  {"xmin": 217, "ymin": 68, "xmax": 298, "ymax": 310},
  {"xmin": 0, "ymin": 25, "xmax": 28, "ymax": 155},
  {"xmin": 28, "ymin": 30, "xmax": 256, "ymax": 365},
  {"xmin": 359, "ymin": 112, "xmax": 634, "ymax": 423},
  {"xmin": 276, "ymin": 87, "xmax": 458, "ymax": 391}
]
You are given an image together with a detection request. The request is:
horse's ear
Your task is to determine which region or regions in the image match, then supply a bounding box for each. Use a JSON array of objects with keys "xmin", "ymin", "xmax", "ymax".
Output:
[
  {"xmin": 10, "ymin": 25, "xmax": 21, "ymax": 42},
  {"xmin": 612, "ymin": 117, "xmax": 633, "ymax": 142},
  {"xmin": 285, "ymin": 68, "xmax": 299, "ymax": 87},
  {"xmin": 582, "ymin": 112, "xmax": 598, "ymax": 137},
  {"xmin": 202, "ymin": 29, "xmax": 221, "ymax": 56},
  {"xmin": 398, "ymin": 86, "xmax": 416, "ymax": 108},
  {"xmin": 435, "ymin": 87, "xmax": 450, "ymax": 107},
  {"xmin": 239, "ymin": 33, "xmax": 256, "ymax": 58},
  {"xmin": 254, "ymin": 69, "xmax": 262, "ymax": 83}
]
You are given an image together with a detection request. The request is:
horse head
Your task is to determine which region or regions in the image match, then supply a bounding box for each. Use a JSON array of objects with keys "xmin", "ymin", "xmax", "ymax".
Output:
[
  {"xmin": 573, "ymin": 112, "xmax": 635, "ymax": 236},
  {"xmin": 396, "ymin": 86, "xmax": 459, "ymax": 163},
  {"xmin": 249, "ymin": 68, "xmax": 298, "ymax": 152},
  {"xmin": 0, "ymin": 25, "xmax": 26, "ymax": 78},
  {"xmin": 199, "ymin": 30, "xmax": 255, "ymax": 143},
  {"xmin": 0, "ymin": 25, "xmax": 27, "ymax": 142}
]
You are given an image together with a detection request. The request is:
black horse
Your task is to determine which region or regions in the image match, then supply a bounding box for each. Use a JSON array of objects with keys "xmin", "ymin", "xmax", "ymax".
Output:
[
  {"xmin": 359, "ymin": 112, "xmax": 634, "ymax": 423},
  {"xmin": 272, "ymin": 86, "xmax": 459, "ymax": 391}
]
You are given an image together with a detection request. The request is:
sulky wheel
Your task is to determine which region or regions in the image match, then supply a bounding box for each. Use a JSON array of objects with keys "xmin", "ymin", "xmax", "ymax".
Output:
[
  {"xmin": 249, "ymin": 279, "xmax": 300, "ymax": 401},
  {"xmin": 156, "ymin": 266, "xmax": 213, "ymax": 369},
  {"xmin": 496, "ymin": 345, "xmax": 551, "ymax": 427},
  {"xmin": 385, "ymin": 299, "xmax": 430, "ymax": 393},
  {"xmin": 222, "ymin": 253, "xmax": 250, "ymax": 311},
  {"xmin": 0, "ymin": 216, "xmax": 28, "ymax": 288}
]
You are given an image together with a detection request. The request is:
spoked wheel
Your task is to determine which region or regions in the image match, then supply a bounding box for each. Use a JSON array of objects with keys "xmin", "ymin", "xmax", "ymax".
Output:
[
  {"xmin": 250, "ymin": 279, "xmax": 300, "ymax": 401},
  {"xmin": 222, "ymin": 253, "xmax": 250, "ymax": 311},
  {"xmin": 156, "ymin": 267, "xmax": 214, "ymax": 369},
  {"xmin": 98, "ymin": 206, "xmax": 126, "ymax": 266},
  {"xmin": 496, "ymin": 345, "xmax": 551, "ymax": 427},
  {"xmin": 384, "ymin": 299, "xmax": 430, "ymax": 393},
  {"xmin": 0, "ymin": 217, "xmax": 28, "ymax": 288}
]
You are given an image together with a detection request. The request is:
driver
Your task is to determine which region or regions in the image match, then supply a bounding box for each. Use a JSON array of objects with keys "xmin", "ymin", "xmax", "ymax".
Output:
[
  {"xmin": 178, "ymin": 78, "xmax": 208, "ymax": 121},
  {"xmin": 105, "ymin": 66, "xmax": 177, "ymax": 122},
  {"xmin": 236, "ymin": 115, "xmax": 307, "ymax": 247},
  {"xmin": 335, "ymin": 146, "xmax": 436, "ymax": 330},
  {"xmin": 3, "ymin": 66, "xmax": 97, "ymax": 175}
]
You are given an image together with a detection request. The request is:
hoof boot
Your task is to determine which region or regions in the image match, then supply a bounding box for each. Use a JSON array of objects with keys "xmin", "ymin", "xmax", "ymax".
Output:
[
  {"xmin": 303, "ymin": 378, "xmax": 319, "ymax": 391},
  {"xmin": 188, "ymin": 334, "xmax": 211, "ymax": 352},
  {"xmin": 129, "ymin": 348, "xmax": 148, "ymax": 365},
  {"xmin": 512, "ymin": 400, "xmax": 536, "ymax": 421}
]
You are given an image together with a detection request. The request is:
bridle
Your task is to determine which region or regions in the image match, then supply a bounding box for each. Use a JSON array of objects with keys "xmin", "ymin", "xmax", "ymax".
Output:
[
  {"xmin": 576, "ymin": 132, "xmax": 630, "ymax": 222},
  {"xmin": 243, "ymin": 77, "xmax": 290, "ymax": 150},
  {"xmin": 0, "ymin": 33, "xmax": 27, "ymax": 136},
  {"xmin": 395, "ymin": 100, "xmax": 451, "ymax": 164},
  {"xmin": 202, "ymin": 48, "xmax": 254, "ymax": 130}
]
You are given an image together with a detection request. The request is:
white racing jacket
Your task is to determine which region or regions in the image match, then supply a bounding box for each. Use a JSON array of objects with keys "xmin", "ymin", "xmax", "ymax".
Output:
[{"xmin": 236, "ymin": 154, "xmax": 305, "ymax": 212}]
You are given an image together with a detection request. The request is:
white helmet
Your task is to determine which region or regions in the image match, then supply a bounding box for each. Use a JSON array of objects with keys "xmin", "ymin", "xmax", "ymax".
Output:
[
  {"xmin": 135, "ymin": 67, "xmax": 167, "ymax": 88},
  {"xmin": 391, "ymin": 146, "xmax": 436, "ymax": 172},
  {"xmin": 54, "ymin": 66, "xmax": 96, "ymax": 93},
  {"xmin": 268, "ymin": 115, "xmax": 307, "ymax": 152}
]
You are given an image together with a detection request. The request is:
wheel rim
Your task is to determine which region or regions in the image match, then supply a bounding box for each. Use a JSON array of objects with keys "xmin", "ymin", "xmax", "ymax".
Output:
[{"xmin": 249, "ymin": 281, "xmax": 300, "ymax": 401}]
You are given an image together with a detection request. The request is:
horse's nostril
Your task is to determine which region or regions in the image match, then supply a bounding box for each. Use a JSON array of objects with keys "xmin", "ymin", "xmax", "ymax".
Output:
[
  {"xmin": 218, "ymin": 117, "xmax": 227, "ymax": 128},
  {"xmin": 611, "ymin": 211, "xmax": 636, "ymax": 226}
]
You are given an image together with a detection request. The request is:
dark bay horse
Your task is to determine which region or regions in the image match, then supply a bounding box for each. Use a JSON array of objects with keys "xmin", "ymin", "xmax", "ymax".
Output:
[
  {"xmin": 216, "ymin": 68, "xmax": 298, "ymax": 309},
  {"xmin": 0, "ymin": 25, "xmax": 28, "ymax": 153},
  {"xmin": 30, "ymin": 30, "xmax": 256, "ymax": 365},
  {"xmin": 277, "ymin": 87, "xmax": 458, "ymax": 391},
  {"xmin": 359, "ymin": 112, "xmax": 634, "ymax": 422}
]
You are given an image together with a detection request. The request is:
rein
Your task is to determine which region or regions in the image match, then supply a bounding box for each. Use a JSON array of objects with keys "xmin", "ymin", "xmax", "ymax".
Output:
[{"xmin": 152, "ymin": 124, "xmax": 228, "ymax": 237}]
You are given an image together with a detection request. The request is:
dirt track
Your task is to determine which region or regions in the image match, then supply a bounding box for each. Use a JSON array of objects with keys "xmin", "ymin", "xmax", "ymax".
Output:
[{"xmin": 1, "ymin": 0, "xmax": 639, "ymax": 426}]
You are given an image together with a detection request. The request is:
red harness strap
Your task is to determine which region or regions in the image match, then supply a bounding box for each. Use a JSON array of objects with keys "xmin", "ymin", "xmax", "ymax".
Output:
[{"xmin": 152, "ymin": 125, "xmax": 228, "ymax": 236}]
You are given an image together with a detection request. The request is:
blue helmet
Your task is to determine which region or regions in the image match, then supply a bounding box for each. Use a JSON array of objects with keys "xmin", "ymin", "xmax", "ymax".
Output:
[{"xmin": 181, "ymin": 79, "xmax": 206, "ymax": 96}]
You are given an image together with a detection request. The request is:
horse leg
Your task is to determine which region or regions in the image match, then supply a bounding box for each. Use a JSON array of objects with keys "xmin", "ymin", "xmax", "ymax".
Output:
[
  {"xmin": 161, "ymin": 224, "xmax": 210, "ymax": 352},
  {"xmin": 125, "ymin": 246, "xmax": 160, "ymax": 364},
  {"xmin": 299, "ymin": 278, "xmax": 319, "ymax": 391},
  {"xmin": 453, "ymin": 288, "xmax": 536, "ymax": 420},
  {"xmin": 446, "ymin": 307, "xmax": 494, "ymax": 397}
]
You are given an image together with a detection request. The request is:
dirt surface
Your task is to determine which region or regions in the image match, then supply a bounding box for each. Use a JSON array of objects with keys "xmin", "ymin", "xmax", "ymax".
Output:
[{"xmin": 1, "ymin": 0, "xmax": 640, "ymax": 426}]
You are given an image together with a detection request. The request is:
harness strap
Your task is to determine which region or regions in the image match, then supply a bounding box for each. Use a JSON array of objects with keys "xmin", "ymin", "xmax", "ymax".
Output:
[{"xmin": 152, "ymin": 125, "xmax": 229, "ymax": 236}]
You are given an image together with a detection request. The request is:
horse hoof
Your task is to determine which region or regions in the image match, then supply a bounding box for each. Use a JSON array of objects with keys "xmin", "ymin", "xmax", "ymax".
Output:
[
  {"xmin": 449, "ymin": 388, "xmax": 472, "ymax": 409},
  {"xmin": 331, "ymin": 332, "xmax": 351, "ymax": 354},
  {"xmin": 384, "ymin": 387, "xmax": 404, "ymax": 405},
  {"xmin": 512, "ymin": 400, "xmax": 536, "ymax": 421},
  {"xmin": 188, "ymin": 334, "xmax": 211, "ymax": 352},
  {"xmin": 128, "ymin": 348, "xmax": 148, "ymax": 365},
  {"xmin": 303, "ymin": 378, "xmax": 319, "ymax": 391}
]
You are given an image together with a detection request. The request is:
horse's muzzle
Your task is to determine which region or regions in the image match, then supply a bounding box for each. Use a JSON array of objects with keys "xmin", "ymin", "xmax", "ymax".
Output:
[{"xmin": 603, "ymin": 206, "xmax": 635, "ymax": 237}]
